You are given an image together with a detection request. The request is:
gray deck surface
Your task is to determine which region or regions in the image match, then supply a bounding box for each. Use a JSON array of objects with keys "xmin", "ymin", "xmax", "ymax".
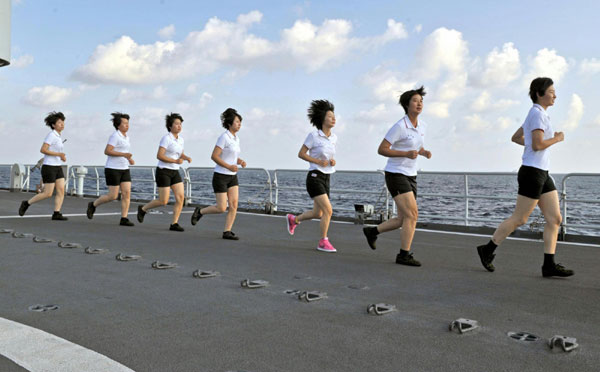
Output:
[{"xmin": 0, "ymin": 190, "xmax": 598, "ymax": 372}]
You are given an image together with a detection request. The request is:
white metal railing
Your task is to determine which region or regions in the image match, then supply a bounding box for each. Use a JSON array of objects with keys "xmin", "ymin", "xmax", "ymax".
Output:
[
  {"xmin": 183, "ymin": 167, "xmax": 272, "ymax": 210},
  {"xmin": 67, "ymin": 165, "xmax": 158, "ymax": 199},
  {"xmin": 2, "ymin": 164, "xmax": 598, "ymax": 236},
  {"xmin": 273, "ymin": 169, "xmax": 390, "ymax": 217}
]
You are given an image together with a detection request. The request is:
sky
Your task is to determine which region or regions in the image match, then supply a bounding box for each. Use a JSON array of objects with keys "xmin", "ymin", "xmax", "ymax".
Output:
[{"xmin": 1, "ymin": 0, "xmax": 600, "ymax": 173}]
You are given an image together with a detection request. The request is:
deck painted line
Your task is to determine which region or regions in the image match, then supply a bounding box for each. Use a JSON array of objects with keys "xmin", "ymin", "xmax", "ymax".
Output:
[
  {"xmin": 0, "ymin": 317, "xmax": 135, "ymax": 372},
  {"xmin": 1, "ymin": 210, "xmax": 598, "ymax": 248}
]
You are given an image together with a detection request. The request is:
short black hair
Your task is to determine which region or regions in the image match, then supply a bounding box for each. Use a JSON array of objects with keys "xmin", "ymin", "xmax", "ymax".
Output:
[
  {"xmin": 220, "ymin": 108, "xmax": 242, "ymax": 129},
  {"xmin": 165, "ymin": 113, "xmax": 183, "ymax": 132},
  {"xmin": 111, "ymin": 112, "xmax": 130, "ymax": 130},
  {"xmin": 44, "ymin": 111, "xmax": 65, "ymax": 130},
  {"xmin": 529, "ymin": 77, "xmax": 554, "ymax": 103},
  {"xmin": 307, "ymin": 100, "xmax": 334, "ymax": 130},
  {"xmin": 399, "ymin": 86, "xmax": 426, "ymax": 114}
]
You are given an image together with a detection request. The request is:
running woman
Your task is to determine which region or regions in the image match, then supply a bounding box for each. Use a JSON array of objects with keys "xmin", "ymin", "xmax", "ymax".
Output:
[
  {"xmin": 19, "ymin": 112, "xmax": 69, "ymax": 220},
  {"xmin": 285, "ymin": 100, "xmax": 338, "ymax": 253},
  {"xmin": 137, "ymin": 113, "xmax": 191, "ymax": 231},
  {"xmin": 362, "ymin": 86, "xmax": 432, "ymax": 266},
  {"xmin": 86, "ymin": 112, "xmax": 135, "ymax": 226},
  {"xmin": 476, "ymin": 77, "xmax": 573, "ymax": 278},
  {"xmin": 191, "ymin": 108, "xmax": 246, "ymax": 240}
]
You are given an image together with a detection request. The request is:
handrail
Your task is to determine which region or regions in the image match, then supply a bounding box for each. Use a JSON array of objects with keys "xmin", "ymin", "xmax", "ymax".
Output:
[
  {"xmin": 2, "ymin": 163, "xmax": 598, "ymax": 236},
  {"xmin": 185, "ymin": 167, "xmax": 272, "ymax": 209}
]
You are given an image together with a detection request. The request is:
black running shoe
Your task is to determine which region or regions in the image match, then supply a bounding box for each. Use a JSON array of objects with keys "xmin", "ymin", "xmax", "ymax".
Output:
[
  {"xmin": 363, "ymin": 226, "xmax": 378, "ymax": 250},
  {"xmin": 137, "ymin": 205, "xmax": 146, "ymax": 223},
  {"xmin": 191, "ymin": 207, "xmax": 203, "ymax": 226},
  {"xmin": 51, "ymin": 212, "xmax": 68, "ymax": 221},
  {"xmin": 477, "ymin": 245, "xmax": 496, "ymax": 272},
  {"xmin": 119, "ymin": 217, "xmax": 134, "ymax": 226},
  {"xmin": 169, "ymin": 223, "xmax": 184, "ymax": 232},
  {"xmin": 86, "ymin": 201, "xmax": 96, "ymax": 219},
  {"xmin": 396, "ymin": 252, "xmax": 421, "ymax": 266},
  {"xmin": 18, "ymin": 200, "xmax": 29, "ymax": 216},
  {"xmin": 223, "ymin": 231, "xmax": 239, "ymax": 240},
  {"xmin": 542, "ymin": 263, "xmax": 574, "ymax": 278}
]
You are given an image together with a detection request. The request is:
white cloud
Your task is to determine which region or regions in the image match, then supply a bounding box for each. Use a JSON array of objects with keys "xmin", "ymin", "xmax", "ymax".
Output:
[
  {"xmin": 22, "ymin": 85, "xmax": 72, "ymax": 107},
  {"xmin": 158, "ymin": 24, "xmax": 175, "ymax": 40},
  {"xmin": 524, "ymin": 48, "xmax": 569, "ymax": 84},
  {"xmin": 11, "ymin": 54, "xmax": 34, "ymax": 68},
  {"xmin": 464, "ymin": 113, "xmax": 488, "ymax": 131},
  {"xmin": 414, "ymin": 24, "xmax": 422, "ymax": 33},
  {"xmin": 73, "ymin": 11, "xmax": 408, "ymax": 84},
  {"xmin": 562, "ymin": 93, "xmax": 583, "ymax": 131},
  {"xmin": 363, "ymin": 66, "xmax": 416, "ymax": 102},
  {"xmin": 185, "ymin": 83, "xmax": 198, "ymax": 96},
  {"xmin": 594, "ymin": 115, "xmax": 600, "ymax": 127},
  {"xmin": 198, "ymin": 92, "xmax": 213, "ymax": 109},
  {"xmin": 471, "ymin": 91, "xmax": 519, "ymax": 112},
  {"xmin": 579, "ymin": 58, "xmax": 600, "ymax": 75},
  {"xmin": 497, "ymin": 116, "xmax": 514, "ymax": 130},
  {"xmin": 415, "ymin": 28, "xmax": 469, "ymax": 116},
  {"xmin": 113, "ymin": 85, "xmax": 167, "ymax": 104},
  {"xmin": 472, "ymin": 42, "xmax": 521, "ymax": 87}
]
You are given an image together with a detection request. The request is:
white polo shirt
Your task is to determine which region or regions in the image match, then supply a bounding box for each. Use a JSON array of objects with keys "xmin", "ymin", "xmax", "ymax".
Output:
[
  {"xmin": 522, "ymin": 104, "xmax": 552, "ymax": 171},
  {"xmin": 383, "ymin": 116, "xmax": 426, "ymax": 176},
  {"xmin": 214, "ymin": 130, "xmax": 241, "ymax": 175},
  {"xmin": 303, "ymin": 129, "xmax": 337, "ymax": 174},
  {"xmin": 42, "ymin": 130, "xmax": 64, "ymax": 166},
  {"xmin": 105, "ymin": 130, "xmax": 130, "ymax": 170},
  {"xmin": 157, "ymin": 132, "xmax": 184, "ymax": 170}
]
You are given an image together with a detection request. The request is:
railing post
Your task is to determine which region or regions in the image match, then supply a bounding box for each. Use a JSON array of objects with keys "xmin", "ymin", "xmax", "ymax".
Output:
[
  {"xmin": 561, "ymin": 176, "xmax": 568, "ymax": 238},
  {"xmin": 464, "ymin": 174, "xmax": 469, "ymax": 226},
  {"xmin": 9, "ymin": 163, "xmax": 25, "ymax": 191},
  {"xmin": 273, "ymin": 171, "xmax": 279, "ymax": 212},
  {"xmin": 75, "ymin": 166, "xmax": 88, "ymax": 197},
  {"xmin": 95, "ymin": 167, "xmax": 100, "ymax": 196}
]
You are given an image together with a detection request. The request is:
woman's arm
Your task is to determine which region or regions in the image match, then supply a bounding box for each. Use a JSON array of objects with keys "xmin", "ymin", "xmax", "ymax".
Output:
[
  {"xmin": 531, "ymin": 129, "xmax": 564, "ymax": 151},
  {"xmin": 298, "ymin": 145, "xmax": 329, "ymax": 167},
  {"xmin": 211, "ymin": 146, "xmax": 237, "ymax": 172},
  {"xmin": 511, "ymin": 127, "xmax": 524, "ymax": 146},
  {"xmin": 377, "ymin": 139, "xmax": 417, "ymax": 159},
  {"xmin": 40, "ymin": 143, "xmax": 66, "ymax": 161},
  {"xmin": 157, "ymin": 146, "xmax": 183, "ymax": 164}
]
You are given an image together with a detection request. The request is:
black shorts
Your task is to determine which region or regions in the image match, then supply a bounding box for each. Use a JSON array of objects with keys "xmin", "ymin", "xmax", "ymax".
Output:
[
  {"xmin": 104, "ymin": 168, "xmax": 131, "ymax": 186},
  {"xmin": 385, "ymin": 172, "xmax": 417, "ymax": 198},
  {"xmin": 306, "ymin": 170, "xmax": 330, "ymax": 198},
  {"xmin": 212, "ymin": 172, "xmax": 239, "ymax": 193},
  {"xmin": 41, "ymin": 165, "xmax": 64, "ymax": 183},
  {"xmin": 517, "ymin": 165, "xmax": 556, "ymax": 199},
  {"xmin": 155, "ymin": 167, "xmax": 183, "ymax": 188}
]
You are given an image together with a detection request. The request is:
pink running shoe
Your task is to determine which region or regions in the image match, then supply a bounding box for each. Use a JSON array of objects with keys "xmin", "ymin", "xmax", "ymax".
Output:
[
  {"xmin": 317, "ymin": 238, "xmax": 337, "ymax": 253},
  {"xmin": 286, "ymin": 214, "xmax": 298, "ymax": 235}
]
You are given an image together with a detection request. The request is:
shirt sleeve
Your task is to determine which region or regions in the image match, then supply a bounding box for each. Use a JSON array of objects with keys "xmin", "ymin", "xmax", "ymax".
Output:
[
  {"xmin": 529, "ymin": 111, "xmax": 546, "ymax": 132},
  {"xmin": 43, "ymin": 132, "xmax": 54, "ymax": 146},
  {"xmin": 107, "ymin": 133, "xmax": 118, "ymax": 147},
  {"xmin": 303, "ymin": 133, "xmax": 314, "ymax": 149},
  {"xmin": 159, "ymin": 134, "xmax": 169, "ymax": 150},
  {"xmin": 384, "ymin": 123, "xmax": 404, "ymax": 144},
  {"xmin": 215, "ymin": 134, "xmax": 226, "ymax": 149}
]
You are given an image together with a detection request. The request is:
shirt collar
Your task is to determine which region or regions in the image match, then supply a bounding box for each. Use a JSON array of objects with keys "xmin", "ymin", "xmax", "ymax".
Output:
[
  {"xmin": 403, "ymin": 115, "xmax": 419, "ymax": 130},
  {"xmin": 168, "ymin": 132, "xmax": 180, "ymax": 142},
  {"xmin": 117, "ymin": 130, "xmax": 127, "ymax": 139},
  {"xmin": 317, "ymin": 129, "xmax": 333, "ymax": 139},
  {"xmin": 225, "ymin": 130, "xmax": 237, "ymax": 140},
  {"xmin": 52, "ymin": 130, "xmax": 61, "ymax": 137}
]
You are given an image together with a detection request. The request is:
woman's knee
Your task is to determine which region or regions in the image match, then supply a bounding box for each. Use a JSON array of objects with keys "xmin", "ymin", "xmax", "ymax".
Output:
[
  {"xmin": 403, "ymin": 208, "xmax": 418, "ymax": 221},
  {"xmin": 228, "ymin": 200, "xmax": 238, "ymax": 211},
  {"xmin": 546, "ymin": 213, "xmax": 562, "ymax": 227},
  {"xmin": 216, "ymin": 203, "xmax": 227, "ymax": 213}
]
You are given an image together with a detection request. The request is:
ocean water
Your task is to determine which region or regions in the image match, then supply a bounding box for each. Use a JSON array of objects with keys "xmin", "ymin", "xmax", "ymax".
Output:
[{"xmin": 1, "ymin": 165, "xmax": 598, "ymax": 236}]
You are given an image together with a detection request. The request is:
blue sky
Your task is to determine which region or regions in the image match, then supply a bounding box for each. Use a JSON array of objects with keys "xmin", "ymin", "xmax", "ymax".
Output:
[{"xmin": 2, "ymin": 0, "xmax": 600, "ymax": 172}]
